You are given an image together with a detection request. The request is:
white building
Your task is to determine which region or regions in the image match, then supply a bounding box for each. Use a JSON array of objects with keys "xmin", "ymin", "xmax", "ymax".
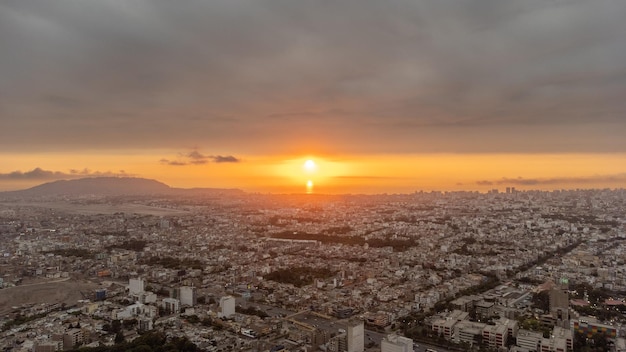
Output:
[
  {"xmin": 128, "ymin": 278, "xmax": 144, "ymax": 295},
  {"xmin": 452, "ymin": 321, "xmax": 486, "ymax": 346},
  {"xmin": 179, "ymin": 286, "xmax": 196, "ymax": 307},
  {"xmin": 112, "ymin": 302, "xmax": 158, "ymax": 320},
  {"xmin": 346, "ymin": 320, "xmax": 364, "ymax": 352},
  {"xmin": 163, "ymin": 298, "xmax": 180, "ymax": 314},
  {"xmin": 381, "ymin": 334, "xmax": 413, "ymax": 352},
  {"xmin": 136, "ymin": 291, "xmax": 157, "ymax": 304},
  {"xmin": 219, "ymin": 296, "xmax": 236, "ymax": 318},
  {"xmin": 517, "ymin": 329, "xmax": 543, "ymax": 351}
]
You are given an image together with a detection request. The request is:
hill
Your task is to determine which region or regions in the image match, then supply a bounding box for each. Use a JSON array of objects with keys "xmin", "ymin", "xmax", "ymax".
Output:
[
  {"xmin": 1, "ymin": 177, "xmax": 172, "ymax": 197},
  {"xmin": 0, "ymin": 177, "xmax": 245, "ymax": 199}
]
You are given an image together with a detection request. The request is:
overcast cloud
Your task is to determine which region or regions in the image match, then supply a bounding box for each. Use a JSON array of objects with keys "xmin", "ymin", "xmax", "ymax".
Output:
[{"xmin": 1, "ymin": 0, "xmax": 625, "ymax": 153}]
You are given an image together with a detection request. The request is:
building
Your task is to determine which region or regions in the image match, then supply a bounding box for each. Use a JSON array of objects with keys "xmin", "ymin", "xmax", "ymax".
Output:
[
  {"xmin": 286, "ymin": 320, "xmax": 314, "ymax": 344},
  {"xmin": 553, "ymin": 326, "xmax": 573, "ymax": 351},
  {"xmin": 381, "ymin": 334, "xmax": 413, "ymax": 352},
  {"xmin": 482, "ymin": 323, "xmax": 508, "ymax": 349},
  {"xmin": 328, "ymin": 333, "xmax": 347, "ymax": 352},
  {"xmin": 517, "ymin": 329, "xmax": 543, "ymax": 351},
  {"xmin": 475, "ymin": 300, "xmax": 495, "ymax": 320},
  {"xmin": 538, "ymin": 326, "xmax": 573, "ymax": 352},
  {"xmin": 95, "ymin": 288, "xmax": 106, "ymax": 301},
  {"xmin": 540, "ymin": 336, "xmax": 567, "ymax": 352},
  {"xmin": 495, "ymin": 317, "xmax": 519, "ymax": 340},
  {"xmin": 431, "ymin": 310, "xmax": 469, "ymax": 340},
  {"xmin": 162, "ymin": 297, "xmax": 180, "ymax": 314},
  {"xmin": 549, "ymin": 278, "xmax": 569, "ymax": 328},
  {"xmin": 452, "ymin": 321, "xmax": 486, "ymax": 346},
  {"xmin": 179, "ymin": 286, "xmax": 196, "ymax": 307},
  {"xmin": 363, "ymin": 311, "xmax": 390, "ymax": 328},
  {"xmin": 138, "ymin": 318, "xmax": 154, "ymax": 331},
  {"xmin": 432, "ymin": 317, "xmax": 456, "ymax": 340},
  {"xmin": 34, "ymin": 341, "xmax": 62, "ymax": 352},
  {"xmin": 136, "ymin": 291, "xmax": 157, "ymax": 304},
  {"xmin": 63, "ymin": 329, "xmax": 83, "ymax": 350},
  {"xmin": 82, "ymin": 302, "xmax": 100, "ymax": 315},
  {"xmin": 450, "ymin": 295, "xmax": 480, "ymax": 312},
  {"xmin": 220, "ymin": 295, "xmax": 236, "ymax": 318},
  {"xmin": 346, "ymin": 320, "xmax": 364, "ymax": 352},
  {"xmin": 129, "ymin": 278, "xmax": 144, "ymax": 295},
  {"xmin": 572, "ymin": 317, "xmax": 618, "ymax": 339}
]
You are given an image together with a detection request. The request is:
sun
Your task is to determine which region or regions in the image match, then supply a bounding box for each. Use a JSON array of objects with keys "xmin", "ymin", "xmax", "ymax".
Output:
[{"xmin": 303, "ymin": 159, "xmax": 317, "ymax": 172}]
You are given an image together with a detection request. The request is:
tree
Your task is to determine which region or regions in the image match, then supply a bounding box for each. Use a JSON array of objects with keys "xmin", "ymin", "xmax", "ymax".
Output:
[
  {"xmin": 114, "ymin": 331, "xmax": 125, "ymax": 344},
  {"xmin": 531, "ymin": 291, "xmax": 550, "ymax": 312},
  {"xmin": 131, "ymin": 345, "xmax": 152, "ymax": 352},
  {"xmin": 111, "ymin": 319, "xmax": 122, "ymax": 333}
]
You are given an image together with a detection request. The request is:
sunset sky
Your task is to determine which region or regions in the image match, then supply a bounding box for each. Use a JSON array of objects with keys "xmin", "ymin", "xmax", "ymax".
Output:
[{"xmin": 1, "ymin": 0, "xmax": 626, "ymax": 194}]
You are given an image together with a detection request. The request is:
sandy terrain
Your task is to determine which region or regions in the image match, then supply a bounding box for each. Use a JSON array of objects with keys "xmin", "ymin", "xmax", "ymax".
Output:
[
  {"xmin": 0, "ymin": 201, "xmax": 189, "ymax": 216},
  {"xmin": 0, "ymin": 278, "xmax": 102, "ymax": 315}
]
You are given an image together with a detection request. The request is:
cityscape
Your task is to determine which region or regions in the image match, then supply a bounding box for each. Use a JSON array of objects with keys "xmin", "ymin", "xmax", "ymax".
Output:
[
  {"xmin": 2, "ymin": 1, "xmax": 626, "ymax": 351},
  {"xmin": 1, "ymin": 181, "xmax": 625, "ymax": 351}
]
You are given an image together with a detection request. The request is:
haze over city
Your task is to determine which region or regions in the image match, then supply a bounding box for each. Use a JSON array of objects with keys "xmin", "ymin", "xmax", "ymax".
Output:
[{"xmin": 1, "ymin": 0, "xmax": 626, "ymax": 194}]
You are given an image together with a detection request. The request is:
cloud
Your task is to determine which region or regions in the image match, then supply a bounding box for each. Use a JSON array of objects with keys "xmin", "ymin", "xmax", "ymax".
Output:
[
  {"xmin": 0, "ymin": 167, "xmax": 133, "ymax": 180},
  {"xmin": 0, "ymin": 0, "xmax": 625, "ymax": 154},
  {"xmin": 212, "ymin": 155, "xmax": 240, "ymax": 163},
  {"xmin": 477, "ymin": 174, "xmax": 626, "ymax": 187},
  {"xmin": 186, "ymin": 151, "xmax": 209, "ymax": 164},
  {"xmin": 159, "ymin": 159, "xmax": 187, "ymax": 166},
  {"xmin": 160, "ymin": 150, "xmax": 240, "ymax": 166}
]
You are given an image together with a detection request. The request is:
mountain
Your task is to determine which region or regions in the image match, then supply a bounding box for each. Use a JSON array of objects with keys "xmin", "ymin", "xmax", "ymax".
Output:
[
  {"xmin": 0, "ymin": 177, "xmax": 245, "ymax": 198},
  {"xmin": 1, "ymin": 177, "xmax": 172, "ymax": 197}
]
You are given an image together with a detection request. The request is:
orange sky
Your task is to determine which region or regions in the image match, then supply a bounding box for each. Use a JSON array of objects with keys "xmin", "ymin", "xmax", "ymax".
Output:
[{"xmin": 2, "ymin": 151, "xmax": 625, "ymax": 194}]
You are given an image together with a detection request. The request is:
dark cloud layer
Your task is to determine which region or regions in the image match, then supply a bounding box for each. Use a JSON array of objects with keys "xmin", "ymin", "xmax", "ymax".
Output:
[
  {"xmin": 1, "ymin": 0, "xmax": 625, "ymax": 153},
  {"xmin": 0, "ymin": 168, "xmax": 132, "ymax": 180}
]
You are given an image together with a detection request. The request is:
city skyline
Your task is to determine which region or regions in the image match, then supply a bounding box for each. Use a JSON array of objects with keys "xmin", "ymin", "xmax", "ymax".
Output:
[{"xmin": 2, "ymin": 1, "xmax": 626, "ymax": 193}]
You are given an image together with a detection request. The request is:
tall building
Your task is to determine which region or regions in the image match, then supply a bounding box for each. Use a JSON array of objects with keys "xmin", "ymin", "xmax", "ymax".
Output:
[
  {"xmin": 129, "ymin": 278, "xmax": 144, "ymax": 295},
  {"xmin": 550, "ymin": 278, "xmax": 569, "ymax": 328},
  {"xmin": 179, "ymin": 286, "xmax": 196, "ymax": 307},
  {"xmin": 220, "ymin": 295, "xmax": 236, "ymax": 318},
  {"xmin": 328, "ymin": 333, "xmax": 347, "ymax": 352},
  {"xmin": 381, "ymin": 334, "xmax": 413, "ymax": 352},
  {"xmin": 346, "ymin": 320, "xmax": 364, "ymax": 352}
]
